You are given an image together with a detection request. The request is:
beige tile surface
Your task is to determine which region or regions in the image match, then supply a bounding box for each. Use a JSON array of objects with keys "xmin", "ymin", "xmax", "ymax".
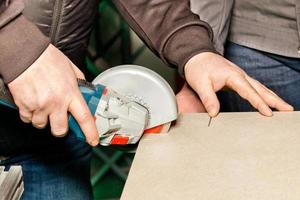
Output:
[{"xmin": 122, "ymin": 112, "xmax": 300, "ymax": 200}]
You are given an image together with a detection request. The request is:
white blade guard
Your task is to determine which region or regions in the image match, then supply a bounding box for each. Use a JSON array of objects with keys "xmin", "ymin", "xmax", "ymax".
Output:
[{"xmin": 93, "ymin": 65, "xmax": 178, "ymax": 131}]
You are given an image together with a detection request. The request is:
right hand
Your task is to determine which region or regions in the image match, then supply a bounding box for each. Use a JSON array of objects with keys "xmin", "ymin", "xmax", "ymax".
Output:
[
  {"xmin": 8, "ymin": 44, "xmax": 99, "ymax": 146},
  {"xmin": 184, "ymin": 52, "xmax": 294, "ymax": 117}
]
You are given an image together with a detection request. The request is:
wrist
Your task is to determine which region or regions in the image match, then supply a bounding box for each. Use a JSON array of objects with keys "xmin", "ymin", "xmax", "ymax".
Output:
[{"xmin": 184, "ymin": 52, "xmax": 217, "ymax": 78}]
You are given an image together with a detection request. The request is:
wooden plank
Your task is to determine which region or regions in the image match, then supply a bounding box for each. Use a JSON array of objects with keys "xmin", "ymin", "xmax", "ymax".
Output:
[{"xmin": 122, "ymin": 112, "xmax": 300, "ymax": 200}]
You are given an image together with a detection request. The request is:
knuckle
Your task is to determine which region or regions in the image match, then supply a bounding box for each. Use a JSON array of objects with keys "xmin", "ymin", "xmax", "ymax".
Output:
[
  {"xmin": 32, "ymin": 119, "xmax": 47, "ymax": 128},
  {"xmin": 262, "ymin": 90, "xmax": 272, "ymax": 99},
  {"xmin": 255, "ymin": 101, "xmax": 265, "ymax": 110},
  {"xmin": 54, "ymin": 91, "xmax": 72, "ymax": 108},
  {"xmin": 205, "ymin": 104, "xmax": 216, "ymax": 112},
  {"xmin": 35, "ymin": 98, "xmax": 46, "ymax": 110},
  {"xmin": 25, "ymin": 101, "xmax": 38, "ymax": 111},
  {"xmin": 51, "ymin": 121, "xmax": 68, "ymax": 137},
  {"xmin": 39, "ymin": 95, "xmax": 64, "ymax": 110},
  {"xmin": 51, "ymin": 126, "xmax": 68, "ymax": 137},
  {"xmin": 231, "ymin": 70, "xmax": 244, "ymax": 78},
  {"xmin": 19, "ymin": 110, "xmax": 32, "ymax": 123},
  {"xmin": 226, "ymin": 74, "xmax": 239, "ymax": 87},
  {"xmin": 49, "ymin": 97, "xmax": 60, "ymax": 108},
  {"xmin": 269, "ymin": 101, "xmax": 277, "ymax": 108},
  {"xmin": 31, "ymin": 118, "xmax": 39, "ymax": 125},
  {"xmin": 201, "ymin": 96, "xmax": 215, "ymax": 110},
  {"xmin": 50, "ymin": 115, "xmax": 68, "ymax": 137},
  {"xmin": 201, "ymin": 95, "xmax": 211, "ymax": 106},
  {"xmin": 20, "ymin": 116, "xmax": 31, "ymax": 123},
  {"xmin": 39, "ymin": 95, "xmax": 52, "ymax": 108},
  {"xmin": 241, "ymin": 90, "xmax": 250, "ymax": 100},
  {"xmin": 51, "ymin": 128, "xmax": 68, "ymax": 137},
  {"xmin": 251, "ymin": 78, "xmax": 260, "ymax": 85},
  {"xmin": 19, "ymin": 109, "xmax": 31, "ymax": 118}
]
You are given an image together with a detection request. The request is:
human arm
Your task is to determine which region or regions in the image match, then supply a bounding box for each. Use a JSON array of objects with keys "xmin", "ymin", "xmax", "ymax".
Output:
[
  {"xmin": 112, "ymin": 0, "xmax": 293, "ymax": 116},
  {"xmin": 0, "ymin": 0, "xmax": 98, "ymax": 145}
]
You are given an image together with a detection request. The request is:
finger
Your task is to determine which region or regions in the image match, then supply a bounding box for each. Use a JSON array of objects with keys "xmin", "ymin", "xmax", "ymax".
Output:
[
  {"xmin": 194, "ymin": 78, "xmax": 220, "ymax": 117},
  {"xmin": 226, "ymin": 74, "xmax": 273, "ymax": 116},
  {"xmin": 19, "ymin": 109, "xmax": 33, "ymax": 123},
  {"xmin": 246, "ymin": 77, "xmax": 294, "ymax": 111},
  {"xmin": 264, "ymin": 87, "xmax": 294, "ymax": 111},
  {"xmin": 69, "ymin": 93, "xmax": 99, "ymax": 146},
  {"xmin": 31, "ymin": 110, "xmax": 48, "ymax": 129},
  {"xmin": 49, "ymin": 109, "xmax": 69, "ymax": 137}
]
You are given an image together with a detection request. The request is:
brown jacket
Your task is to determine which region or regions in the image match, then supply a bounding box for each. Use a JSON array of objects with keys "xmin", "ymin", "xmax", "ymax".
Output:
[{"xmin": 0, "ymin": 0, "xmax": 215, "ymax": 83}]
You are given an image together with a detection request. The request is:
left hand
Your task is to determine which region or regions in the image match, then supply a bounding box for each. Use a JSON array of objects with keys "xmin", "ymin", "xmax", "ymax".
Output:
[{"xmin": 184, "ymin": 52, "xmax": 294, "ymax": 117}]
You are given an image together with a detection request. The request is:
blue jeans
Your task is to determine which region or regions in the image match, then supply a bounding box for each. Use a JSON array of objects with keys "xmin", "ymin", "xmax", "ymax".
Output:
[
  {"xmin": 0, "ymin": 133, "xmax": 92, "ymax": 200},
  {"xmin": 219, "ymin": 42, "xmax": 300, "ymax": 111}
]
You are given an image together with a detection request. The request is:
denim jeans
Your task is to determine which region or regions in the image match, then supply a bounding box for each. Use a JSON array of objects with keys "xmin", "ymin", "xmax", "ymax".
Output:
[
  {"xmin": 0, "ymin": 133, "xmax": 92, "ymax": 200},
  {"xmin": 219, "ymin": 42, "xmax": 300, "ymax": 111}
]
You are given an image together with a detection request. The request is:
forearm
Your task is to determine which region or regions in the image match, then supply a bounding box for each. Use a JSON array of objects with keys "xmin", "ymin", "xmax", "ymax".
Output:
[
  {"xmin": 112, "ymin": 0, "xmax": 217, "ymax": 75},
  {"xmin": 0, "ymin": 0, "xmax": 49, "ymax": 83}
]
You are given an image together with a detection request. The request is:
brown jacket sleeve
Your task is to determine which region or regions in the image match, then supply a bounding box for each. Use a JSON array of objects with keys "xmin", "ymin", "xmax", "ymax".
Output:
[
  {"xmin": 0, "ymin": 0, "xmax": 49, "ymax": 83},
  {"xmin": 112, "ymin": 0, "xmax": 217, "ymax": 76}
]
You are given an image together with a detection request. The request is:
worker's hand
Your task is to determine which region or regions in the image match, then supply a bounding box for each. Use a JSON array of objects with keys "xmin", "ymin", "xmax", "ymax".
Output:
[
  {"xmin": 185, "ymin": 52, "xmax": 294, "ymax": 117},
  {"xmin": 8, "ymin": 44, "xmax": 99, "ymax": 146},
  {"xmin": 176, "ymin": 82, "xmax": 206, "ymax": 113}
]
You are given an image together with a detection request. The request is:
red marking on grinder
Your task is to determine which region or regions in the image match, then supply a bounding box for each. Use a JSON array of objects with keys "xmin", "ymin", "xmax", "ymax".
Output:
[
  {"xmin": 144, "ymin": 124, "xmax": 164, "ymax": 134},
  {"xmin": 103, "ymin": 88, "xmax": 108, "ymax": 95},
  {"xmin": 111, "ymin": 135, "xmax": 129, "ymax": 145}
]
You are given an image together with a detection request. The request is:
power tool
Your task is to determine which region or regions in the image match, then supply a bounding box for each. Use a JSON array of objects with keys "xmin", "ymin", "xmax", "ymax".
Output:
[{"xmin": 0, "ymin": 65, "xmax": 177, "ymax": 146}]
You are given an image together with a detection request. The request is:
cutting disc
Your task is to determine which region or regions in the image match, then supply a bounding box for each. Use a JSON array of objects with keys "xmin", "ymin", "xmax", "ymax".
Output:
[{"xmin": 92, "ymin": 65, "xmax": 177, "ymax": 131}]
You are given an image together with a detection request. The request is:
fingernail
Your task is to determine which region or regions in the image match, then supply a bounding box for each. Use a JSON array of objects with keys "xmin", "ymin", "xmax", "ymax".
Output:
[
  {"xmin": 208, "ymin": 108, "xmax": 218, "ymax": 117},
  {"xmin": 286, "ymin": 105, "xmax": 294, "ymax": 111},
  {"xmin": 264, "ymin": 108, "xmax": 273, "ymax": 117}
]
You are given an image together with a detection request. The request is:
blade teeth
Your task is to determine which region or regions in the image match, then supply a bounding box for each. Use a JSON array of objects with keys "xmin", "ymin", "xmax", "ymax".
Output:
[{"xmin": 125, "ymin": 93, "xmax": 151, "ymax": 115}]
